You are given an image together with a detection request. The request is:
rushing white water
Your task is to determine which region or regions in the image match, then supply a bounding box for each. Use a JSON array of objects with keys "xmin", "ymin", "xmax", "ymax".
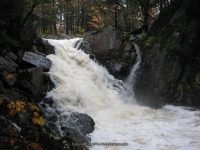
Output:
[{"xmin": 47, "ymin": 38, "xmax": 200, "ymax": 150}]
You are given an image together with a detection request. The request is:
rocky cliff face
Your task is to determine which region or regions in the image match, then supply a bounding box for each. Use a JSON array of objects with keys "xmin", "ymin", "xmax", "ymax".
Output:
[{"xmin": 135, "ymin": 0, "xmax": 200, "ymax": 107}]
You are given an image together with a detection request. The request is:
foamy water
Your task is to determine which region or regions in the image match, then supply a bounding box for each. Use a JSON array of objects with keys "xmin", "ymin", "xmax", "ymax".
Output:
[{"xmin": 46, "ymin": 39, "xmax": 200, "ymax": 150}]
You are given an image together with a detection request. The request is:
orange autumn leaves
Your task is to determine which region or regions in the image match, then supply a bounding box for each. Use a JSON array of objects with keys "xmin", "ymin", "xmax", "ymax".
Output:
[
  {"xmin": 7, "ymin": 100, "xmax": 45, "ymax": 126},
  {"xmin": 88, "ymin": 14, "xmax": 103, "ymax": 29}
]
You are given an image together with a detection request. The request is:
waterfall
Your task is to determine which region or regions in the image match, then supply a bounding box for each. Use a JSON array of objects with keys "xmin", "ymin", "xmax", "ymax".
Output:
[
  {"xmin": 46, "ymin": 38, "xmax": 200, "ymax": 150},
  {"xmin": 125, "ymin": 43, "xmax": 141, "ymax": 97}
]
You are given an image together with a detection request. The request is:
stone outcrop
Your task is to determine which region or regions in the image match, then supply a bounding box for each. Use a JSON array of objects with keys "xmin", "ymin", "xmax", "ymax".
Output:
[
  {"xmin": 82, "ymin": 26, "xmax": 136, "ymax": 79},
  {"xmin": 0, "ymin": 56, "xmax": 18, "ymax": 72},
  {"xmin": 16, "ymin": 68, "xmax": 54, "ymax": 99},
  {"xmin": 61, "ymin": 112, "xmax": 95, "ymax": 136},
  {"xmin": 135, "ymin": 0, "xmax": 200, "ymax": 107},
  {"xmin": 22, "ymin": 52, "xmax": 51, "ymax": 72},
  {"xmin": 33, "ymin": 38, "xmax": 55, "ymax": 55}
]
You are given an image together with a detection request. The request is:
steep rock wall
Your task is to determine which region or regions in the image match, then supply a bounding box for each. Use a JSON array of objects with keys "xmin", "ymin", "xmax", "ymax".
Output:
[{"xmin": 135, "ymin": 0, "xmax": 200, "ymax": 107}]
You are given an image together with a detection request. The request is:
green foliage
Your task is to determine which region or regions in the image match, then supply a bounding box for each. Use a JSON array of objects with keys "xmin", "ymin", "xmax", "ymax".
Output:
[
  {"xmin": 141, "ymin": 36, "xmax": 156, "ymax": 48},
  {"xmin": 120, "ymin": 32, "xmax": 131, "ymax": 41},
  {"xmin": 146, "ymin": 36, "xmax": 156, "ymax": 47}
]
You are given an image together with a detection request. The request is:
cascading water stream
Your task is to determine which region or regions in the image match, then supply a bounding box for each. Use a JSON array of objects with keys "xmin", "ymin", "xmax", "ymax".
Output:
[
  {"xmin": 125, "ymin": 43, "xmax": 141, "ymax": 98},
  {"xmin": 46, "ymin": 38, "xmax": 200, "ymax": 150}
]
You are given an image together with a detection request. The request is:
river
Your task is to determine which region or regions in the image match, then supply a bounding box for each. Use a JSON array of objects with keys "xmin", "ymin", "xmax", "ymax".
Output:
[{"xmin": 46, "ymin": 38, "xmax": 200, "ymax": 150}]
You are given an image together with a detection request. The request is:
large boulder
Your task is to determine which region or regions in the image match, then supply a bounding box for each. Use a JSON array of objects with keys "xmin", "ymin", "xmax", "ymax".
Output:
[
  {"xmin": 22, "ymin": 52, "xmax": 51, "ymax": 72},
  {"xmin": 40, "ymin": 101, "xmax": 94, "ymax": 150},
  {"xmin": 33, "ymin": 37, "xmax": 55, "ymax": 55},
  {"xmin": 83, "ymin": 26, "xmax": 136, "ymax": 79},
  {"xmin": 135, "ymin": 0, "xmax": 200, "ymax": 107},
  {"xmin": 16, "ymin": 67, "xmax": 54, "ymax": 99},
  {"xmin": 84, "ymin": 26, "xmax": 121, "ymax": 56},
  {"xmin": 61, "ymin": 112, "xmax": 95, "ymax": 136}
]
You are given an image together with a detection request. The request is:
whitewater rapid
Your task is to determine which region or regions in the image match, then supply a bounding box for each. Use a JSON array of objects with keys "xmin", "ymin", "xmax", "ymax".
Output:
[{"xmin": 47, "ymin": 38, "xmax": 200, "ymax": 150}]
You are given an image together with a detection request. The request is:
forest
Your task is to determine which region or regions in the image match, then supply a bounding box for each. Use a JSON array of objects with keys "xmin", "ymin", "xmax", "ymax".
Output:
[{"xmin": 18, "ymin": 0, "xmax": 172, "ymax": 36}]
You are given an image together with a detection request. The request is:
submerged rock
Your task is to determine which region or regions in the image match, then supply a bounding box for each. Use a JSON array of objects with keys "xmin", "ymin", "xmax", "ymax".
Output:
[{"xmin": 61, "ymin": 112, "xmax": 95, "ymax": 135}]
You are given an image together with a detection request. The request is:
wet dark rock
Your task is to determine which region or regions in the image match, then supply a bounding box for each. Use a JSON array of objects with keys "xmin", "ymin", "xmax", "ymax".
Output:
[
  {"xmin": 74, "ymin": 40, "xmax": 97, "ymax": 62},
  {"xmin": 135, "ymin": 0, "xmax": 200, "ymax": 107},
  {"xmin": 16, "ymin": 112, "xmax": 32, "ymax": 127},
  {"xmin": 61, "ymin": 127, "xmax": 89, "ymax": 150},
  {"xmin": 0, "ymin": 56, "xmax": 18, "ymax": 72},
  {"xmin": 20, "ymin": 17, "xmax": 37, "ymax": 51},
  {"xmin": 84, "ymin": 26, "xmax": 121, "ymax": 56},
  {"xmin": 6, "ymin": 52, "xmax": 18, "ymax": 61},
  {"xmin": 42, "ymin": 106, "xmax": 59, "ymax": 123},
  {"xmin": 108, "ymin": 62, "xmax": 130, "ymax": 77},
  {"xmin": 113, "ymin": 63, "xmax": 124, "ymax": 73},
  {"xmin": 33, "ymin": 37, "xmax": 55, "ymax": 55},
  {"xmin": 42, "ymin": 98, "xmax": 55, "ymax": 107},
  {"xmin": 16, "ymin": 67, "xmax": 53, "ymax": 99},
  {"xmin": 83, "ymin": 26, "xmax": 136, "ymax": 79},
  {"xmin": 2, "ymin": 71, "xmax": 16, "ymax": 86},
  {"xmin": 0, "ymin": 116, "xmax": 21, "ymax": 137},
  {"xmin": 22, "ymin": 52, "xmax": 51, "ymax": 72},
  {"xmin": 61, "ymin": 112, "xmax": 95, "ymax": 136}
]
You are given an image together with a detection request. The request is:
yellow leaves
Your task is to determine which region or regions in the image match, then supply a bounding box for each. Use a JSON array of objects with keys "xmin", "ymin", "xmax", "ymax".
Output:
[
  {"xmin": 32, "ymin": 116, "xmax": 45, "ymax": 126},
  {"xmin": 7, "ymin": 100, "xmax": 27, "ymax": 117},
  {"xmin": 29, "ymin": 104, "xmax": 40, "ymax": 112},
  {"xmin": 15, "ymin": 101, "xmax": 27, "ymax": 112},
  {"xmin": 32, "ymin": 110, "xmax": 45, "ymax": 126},
  {"xmin": 7, "ymin": 100, "xmax": 45, "ymax": 126},
  {"xmin": 29, "ymin": 103, "xmax": 45, "ymax": 126}
]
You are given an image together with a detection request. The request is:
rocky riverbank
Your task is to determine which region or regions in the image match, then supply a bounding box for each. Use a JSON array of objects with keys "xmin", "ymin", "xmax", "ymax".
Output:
[{"xmin": 0, "ymin": 1, "xmax": 94, "ymax": 149}]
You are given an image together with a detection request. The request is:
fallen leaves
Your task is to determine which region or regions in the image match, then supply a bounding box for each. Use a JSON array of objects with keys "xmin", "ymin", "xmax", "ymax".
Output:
[
  {"xmin": 7, "ymin": 100, "xmax": 45, "ymax": 126},
  {"xmin": 7, "ymin": 101, "xmax": 27, "ymax": 117},
  {"xmin": 29, "ymin": 104, "xmax": 40, "ymax": 112},
  {"xmin": 32, "ymin": 116, "xmax": 45, "ymax": 126}
]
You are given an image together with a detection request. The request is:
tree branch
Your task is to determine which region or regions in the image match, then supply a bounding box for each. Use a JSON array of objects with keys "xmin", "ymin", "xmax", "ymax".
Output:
[{"xmin": 22, "ymin": 0, "xmax": 40, "ymax": 26}]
